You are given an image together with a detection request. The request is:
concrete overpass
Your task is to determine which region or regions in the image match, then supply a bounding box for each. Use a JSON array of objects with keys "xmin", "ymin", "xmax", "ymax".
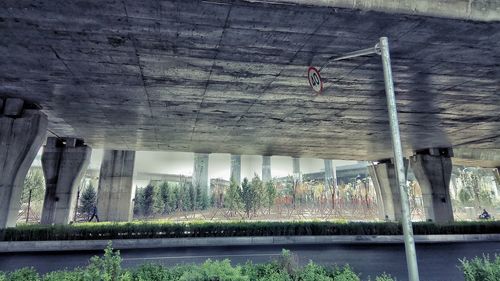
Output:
[{"xmin": 1, "ymin": 0, "xmax": 499, "ymax": 228}]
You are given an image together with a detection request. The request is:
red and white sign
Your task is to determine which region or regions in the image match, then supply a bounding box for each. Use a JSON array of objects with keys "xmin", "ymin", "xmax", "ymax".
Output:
[{"xmin": 307, "ymin": 66, "xmax": 323, "ymax": 94}]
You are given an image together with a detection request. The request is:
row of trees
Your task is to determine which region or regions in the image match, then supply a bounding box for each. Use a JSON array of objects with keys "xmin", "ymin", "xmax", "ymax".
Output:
[
  {"xmin": 133, "ymin": 181, "xmax": 209, "ymax": 217},
  {"xmin": 18, "ymin": 165, "xmax": 499, "ymax": 223},
  {"xmin": 225, "ymin": 176, "xmax": 277, "ymax": 218}
]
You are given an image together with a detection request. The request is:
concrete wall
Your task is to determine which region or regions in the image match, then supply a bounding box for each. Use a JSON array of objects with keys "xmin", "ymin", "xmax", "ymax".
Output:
[
  {"xmin": 97, "ymin": 150, "xmax": 136, "ymax": 222},
  {"xmin": 0, "ymin": 98, "xmax": 47, "ymax": 228},
  {"xmin": 1, "ymin": 234, "xmax": 499, "ymax": 253},
  {"xmin": 41, "ymin": 137, "xmax": 91, "ymax": 225}
]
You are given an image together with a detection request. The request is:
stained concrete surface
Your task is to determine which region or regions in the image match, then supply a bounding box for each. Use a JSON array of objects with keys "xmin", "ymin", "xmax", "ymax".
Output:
[{"xmin": 0, "ymin": 0, "xmax": 499, "ymax": 161}]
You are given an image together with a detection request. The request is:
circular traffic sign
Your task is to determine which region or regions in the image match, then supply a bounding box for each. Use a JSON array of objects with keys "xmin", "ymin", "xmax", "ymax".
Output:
[{"xmin": 307, "ymin": 66, "xmax": 323, "ymax": 94}]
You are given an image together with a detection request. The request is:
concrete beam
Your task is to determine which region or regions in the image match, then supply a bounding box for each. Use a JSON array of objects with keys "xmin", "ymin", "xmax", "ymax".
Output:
[
  {"xmin": 3, "ymin": 98, "xmax": 24, "ymax": 117},
  {"xmin": 266, "ymin": 0, "xmax": 500, "ymax": 22},
  {"xmin": 97, "ymin": 150, "xmax": 136, "ymax": 222},
  {"xmin": 192, "ymin": 153, "xmax": 209, "ymax": 194},
  {"xmin": 0, "ymin": 99, "xmax": 47, "ymax": 228},
  {"xmin": 411, "ymin": 148, "xmax": 454, "ymax": 223},
  {"xmin": 368, "ymin": 160, "xmax": 403, "ymax": 221},
  {"xmin": 230, "ymin": 154, "xmax": 241, "ymax": 183},
  {"xmin": 262, "ymin": 156, "xmax": 272, "ymax": 182},
  {"xmin": 452, "ymin": 148, "xmax": 500, "ymax": 168},
  {"xmin": 41, "ymin": 137, "xmax": 91, "ymax": 225}
]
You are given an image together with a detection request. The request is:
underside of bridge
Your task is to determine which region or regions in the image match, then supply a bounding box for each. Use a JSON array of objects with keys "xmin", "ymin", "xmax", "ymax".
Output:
[{"xmin": 1, "ymin": 0, "xmax": 499, "ymax": 161}]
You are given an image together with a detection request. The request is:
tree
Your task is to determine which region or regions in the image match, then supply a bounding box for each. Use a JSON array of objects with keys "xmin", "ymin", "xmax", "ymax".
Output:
[
  {"xmin": 177, "ymin": 182, "xmax": 191, "ymax": 212},
  {"xmin": 159, "ymin": 182, "xmax": 176, "ymax": 214},
  {"xmin": 142, "ymin": 184, "xmax": 164, "ymax": 217},
  {"xmin": 79, "ymin": 183, "xmax": 97, "ymax": 220},
  {"xmin": 195, "ymin": 184, "xmax": 208, "ymax": 210},
  {"xmin": 264, "ymin": 181, "xmax": 277, "ymax": 214},
  {"xmin": 133, "ymin": 187, "xmax": 145, "ymax": 216},
  {"xmin": 225, "ymin": 180, "xmax": 242, "ymax": 215},
  {"xmin": 188, "ymin": 182, "xmax": 196, "ymax": 211},
  {"xmin": 21, "ymin": 168, "xmax": 45, "ymax": 222},
  {"xmin": 239, "ymin": 178, "xmax": 258, "ymax": 218},
  {"xmin": 250, "ymin": 175, "xmax": 264, "ymax": 214},
  {"xmin": 167, "ymin": 183, "xmax": 178, "ymax": 214}
]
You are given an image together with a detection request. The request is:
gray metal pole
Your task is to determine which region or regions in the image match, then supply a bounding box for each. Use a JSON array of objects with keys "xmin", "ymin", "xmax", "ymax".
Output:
[{"xmin": 379, "ymin": 37, "xmax": 420, "ymax": 281}]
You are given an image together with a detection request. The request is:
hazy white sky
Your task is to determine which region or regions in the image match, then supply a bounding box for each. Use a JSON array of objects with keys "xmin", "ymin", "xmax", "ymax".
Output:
[
  {"xmin": 88, "ymin": 149, "xmax": 357, "ymax": 178},
  {"xmin": 35, "ymin": 149, "xmax": 358, "ymax": 187}
]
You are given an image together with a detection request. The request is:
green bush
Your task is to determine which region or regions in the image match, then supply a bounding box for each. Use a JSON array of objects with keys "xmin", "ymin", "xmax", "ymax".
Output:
[
  {"xmin": 460, "ymin": 254, "xmax": 500, "ymax": 281},
  {"xmin": 4, "ymin": 268, "xmax": 39, "ymax": 281},
  {"xmin": 3, "ymin": 221, "xmax": 498, "ymax": 241},
  {"xmin": 179, "ymin": 260, "xmax": 247, "ymax": 281},
  {"xmin": 327, "ymin": 265, "xmax": 360, "ymax": 281},
  {"xmin": 374, "ymin": 273, "xmax": 396, "ymax": 281}
]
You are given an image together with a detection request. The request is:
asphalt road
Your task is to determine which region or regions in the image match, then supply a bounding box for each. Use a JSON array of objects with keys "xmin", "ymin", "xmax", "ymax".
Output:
[{"xmin": 0, "ymin": 242, "xmax": 498, "ymax": 281}]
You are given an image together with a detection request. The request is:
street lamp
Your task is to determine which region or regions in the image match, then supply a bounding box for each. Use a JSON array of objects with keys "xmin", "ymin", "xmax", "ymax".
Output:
[{"xmin": 308, "ymin": 37, "xmax": 420, "ymax": 281}]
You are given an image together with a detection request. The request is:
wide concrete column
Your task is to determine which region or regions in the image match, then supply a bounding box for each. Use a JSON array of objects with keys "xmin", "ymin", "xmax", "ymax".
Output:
[
  {"xmin": 97, "ymin": 150, "xmax": 136, "ymax": 222},
  {"xmin": 262, "ymin": 155, "xmax": 271, "ymax": 182},
  {"xmin": 0, "ymin": 98, "xmax": 47, "ymax": 228},
  {"xmin": 41, "ymin": 137, "xmax": 91, "ymax": 225},
  {"xmin": 230, "ymin": 154, "xmax": 241, "ymax": 184},
  {"xmin": 411, "ymin": 148, "xmax": 454, "ymax": 223},
  {"xmin": 368, "ymin": 160, "xmax": 403, "ymax": 221},
  {"xmin": 192, "ymin": 153, "xmax": 209, "ymax": 194},
  {"xmin": 292, "ymin": 157, "xmax": 302, "ymax": 182}
]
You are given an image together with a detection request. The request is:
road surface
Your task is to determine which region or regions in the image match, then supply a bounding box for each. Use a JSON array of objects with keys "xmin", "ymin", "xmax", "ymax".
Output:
[{"xmin": 0, "ymin": 242, "xmax": 498, "ymax": 281}]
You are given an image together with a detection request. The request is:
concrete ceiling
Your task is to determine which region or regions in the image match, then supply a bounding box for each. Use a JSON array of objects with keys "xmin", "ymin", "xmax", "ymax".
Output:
[{"xmin": 1, "ymin": 0, "xmax": 499, "ymax": 161}]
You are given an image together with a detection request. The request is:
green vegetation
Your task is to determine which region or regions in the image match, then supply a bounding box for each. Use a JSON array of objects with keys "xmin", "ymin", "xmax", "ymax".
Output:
[
  {"xmin": 2, "ymin": 220, "xmax": 498, "ymax": 241},
  {"xmin": 134, "ymin": 180, "xmax": 209, "ymax": 218},
  {"xmin": 19, "ymin": 168, "xmax": 46, "ymax": 222},
  {"xmin": 78, "ymin": 183, "xmax": 97, "ymax": 221},
  {"xmin": 1, "ymin": 244, "xmax": 497, "ymax": 281},
  {"xmin": 460, "ymin": 254, "xmax": 500, "ymax": 281},
  {"xmin": 0, "ymin": 243, "xmax": 395, "ymax": 281}
]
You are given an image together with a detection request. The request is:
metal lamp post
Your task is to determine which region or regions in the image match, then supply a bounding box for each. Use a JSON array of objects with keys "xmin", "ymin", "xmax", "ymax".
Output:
[{"xmin": 310, "ymin": 37, "xmax": 420, "ymax": 281}]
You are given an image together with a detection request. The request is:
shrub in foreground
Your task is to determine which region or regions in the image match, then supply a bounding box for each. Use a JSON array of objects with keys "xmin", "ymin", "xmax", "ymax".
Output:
[
  {"xmin": 0, "ymin": 243, "xmax": 395, "ymax": 281},
  {"xmin": 460, "ymin": 254, "xmax": 500, "ymax": 281}
]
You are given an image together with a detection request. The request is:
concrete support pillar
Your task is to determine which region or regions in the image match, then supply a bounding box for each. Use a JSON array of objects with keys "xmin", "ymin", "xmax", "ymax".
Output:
[
  {"xmin": 97, "ymin": 150, "xmax": 135, "ymax": 222},
  {"xmin": 262, "ymin": 155, "xmax": 271, "ymax": 182},
  {"xmin": 368, "ymin": 160, "xmax": 403, "ymax": 221},
  {"xmin": 230, "ymin": 154, "xmax": 241, "ymax": 184},
  {"xmin": 0, "ymin": 98, "xmax": 47, "ymax": 228},
  {"xmin": 192, "ymin": 153, "xmax": 209, "ymax": 194},
  {"xmin": 292, "ymin": 157, "xmax": 302, "ymax": 182},
  {"xmin": 411, "ymin": 148, "xmax": 454, "ymax": 223},
  {"xmin": 367, "ymin": 164, "xmax": 386, "ymax": 220},
  {"xmin": 324, "ymin": 159, "xmax": 336, "ymax": 186},
  {"xmin": 41, "ymin": 137, "xmax": 91, "ymax": 225}
]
